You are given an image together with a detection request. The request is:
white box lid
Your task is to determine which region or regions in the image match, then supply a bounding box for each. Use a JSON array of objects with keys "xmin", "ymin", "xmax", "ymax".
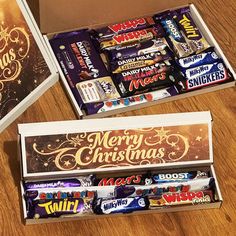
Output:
[{"xmin": 18, "ymin": 111, "xmax": 213, "ymax": 180}]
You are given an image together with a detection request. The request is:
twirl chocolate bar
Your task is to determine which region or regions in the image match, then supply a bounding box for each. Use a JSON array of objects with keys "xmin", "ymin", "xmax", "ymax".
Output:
[
  {"xmin": 173, "ymin": 7, "xmax": 210, "ymax": 53},
  {"xmin": 100, "ymin": 25, "xmax": 165, "ymax": 50},
  {"xmin": 94, "ymin": 17, "xmax": 155, "ymax": 39},
  {"xmin": 27, "ymin": 198, "xmax": 94, "ymax": 219},
  {"xmin": 110, "ymin": 49, "xmax": 173, "ymax": 73}
]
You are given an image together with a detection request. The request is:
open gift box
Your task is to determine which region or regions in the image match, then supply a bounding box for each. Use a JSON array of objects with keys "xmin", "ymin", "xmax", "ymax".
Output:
[
  {"xmin": 23, "ymin": 0, "xmax": 236, "ymax": 118},
  {"xmin": 18, "ymin": 111, "xmax": 222, "ymax": 224}
]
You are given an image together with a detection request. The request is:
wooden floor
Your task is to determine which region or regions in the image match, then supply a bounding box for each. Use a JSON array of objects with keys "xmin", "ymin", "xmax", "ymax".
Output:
[{"xmin": 0, "ymin": 0, "xmax": 236, "ymax": 235}]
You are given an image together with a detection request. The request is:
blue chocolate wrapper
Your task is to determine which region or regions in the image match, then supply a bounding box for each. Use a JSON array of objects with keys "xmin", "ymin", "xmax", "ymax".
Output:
[
  {"xmin": 177, "ymin": 50, "xmax": 219, "ymax": 68},
  {"xmin": 151, "ymin": 171, "xmax": 209, "ymax": 184},
  {"xmin": 179, "ymin": 60, "xmax": 231, "ymax": 91},
  {"xmin": 93, "ymin": 197, "xmax": 149, "ymax": 214}
]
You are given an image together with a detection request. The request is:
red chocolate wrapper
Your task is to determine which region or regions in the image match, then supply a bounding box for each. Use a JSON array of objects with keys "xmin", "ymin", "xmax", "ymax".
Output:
[
  {"xmin": 94, "ymin": 17, "xmax": 156, "ymax": 40},
  {"xmin": 148, "ymin": 190, "xmax": 214, "ymax": 208},
  {"xmin": 100, "ymin": 25, "xmax": 165, "ymax": 50}
]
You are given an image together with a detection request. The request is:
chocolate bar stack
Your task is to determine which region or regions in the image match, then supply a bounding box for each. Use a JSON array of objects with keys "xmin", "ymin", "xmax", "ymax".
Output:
[
  {"xmin": 23, "ymin": 170, "xmax": 216, "ymax": 218},
  {"xmin": 50, "ymin": 6, "xmax": 232, "ymax": 116}
]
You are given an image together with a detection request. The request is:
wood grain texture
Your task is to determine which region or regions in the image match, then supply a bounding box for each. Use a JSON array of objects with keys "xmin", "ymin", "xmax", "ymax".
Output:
[{"xmin": 0, "ymin": 0, "xmax": 236, "ymax": 235}]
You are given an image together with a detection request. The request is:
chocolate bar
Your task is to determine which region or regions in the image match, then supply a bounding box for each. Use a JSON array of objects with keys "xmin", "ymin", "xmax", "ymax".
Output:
[
  {"xmin": 94, "ymin": 17, "xmax": 155, "ymax": 39},
  {"xmin": 114, "ymin": 60, "xmax": 172, "ymax": 82},
  {"xmin": 179, "ymin": 60, "xmax": 231, "ymax": 91},
  {"xmin": 110, "ymin": 49, "xmax": 173, "ymax": 73},
  {"xmin": 114, "ymin": 177, "xmax": 215, "ymax": 198},
  {"xmin": 94, "ymin": 170, "xmax": 208, "ymax": 186},
  {"xmin": 173, "ymin": 7, "xmax": 210, "ymax": 53},
  {"xmin": 117, "ymin": 68, "xmax": 181, "ymax": 97},
  {"xmin": 50, "ymin": 29, "xmax": 109, "ymax": 80},
  {"xmin": 154, "ymin": 12, "xmax": 193, "ymax": 58},
  {"xmin": 25, "ymin": 188, "xmax": 96, "ymax": 201},
  {"xmin": 106, "ymin": 38, "xmax": 168, "ymax": 61},
  {"xmin": 100, "ymin": 25, "xmax": 165, "ymax": 50},
  {"xmin": 93, "ymin": 197, "xmax": 149, "ymax": 214},
  {"xmin": 76, "ymin": 76, "xmax": 121, "ymax": 103},
  {"xmin": 150, "ymin": 171, "xmax": 209, "ymax": 184},
  {"xmin": 24, "ymin": 176, "xmax": 94, "ymax": 190},
  {"xmin": 27, "ymin": 198, "xmax": 93, "ymax": 219},
  {"xmin": 148, "ymin": 190, "xmax": 214, "ymax": 208},
  {"xmin": 176, "ymin": 50, "xmax": 219, "ymax": 68},
  {"xmin": 82, "ymin": 86, "xmax": 178, "ymax": 115},
  {"xmin": 95, "ymin": 174, "xmax": 146, "ymax": 186}
]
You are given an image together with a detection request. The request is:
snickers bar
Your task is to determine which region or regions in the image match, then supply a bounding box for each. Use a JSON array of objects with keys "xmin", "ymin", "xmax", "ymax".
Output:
[{"xmin": 179, "ymin": 61, "xmax": 231, "ymax": 91}]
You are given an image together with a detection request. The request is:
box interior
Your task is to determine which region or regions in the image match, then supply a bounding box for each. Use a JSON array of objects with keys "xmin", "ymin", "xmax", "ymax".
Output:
[
  {"xmin": 35, "ymin": 0, "xmax": 189, "ymax": 34},
  {"xmin": 21, "ymin": 164, "xmax": 222, "ymax": 223}
]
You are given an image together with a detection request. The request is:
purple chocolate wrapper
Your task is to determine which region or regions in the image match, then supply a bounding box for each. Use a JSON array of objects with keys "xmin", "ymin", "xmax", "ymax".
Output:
[
  {"xmin": 27, "ymin": 198, "xmax": 93, "ymax": 219},
  {"xmin": 50, "ymin": 30, "xmax": 110, "ymax": 109},
  {"xmin": 24, "ymin": 176, "xmax": 94, "ymax": 190},
  {"xmin": 106, "ymin": 38, "xmax": 168, "ymax": 61}
]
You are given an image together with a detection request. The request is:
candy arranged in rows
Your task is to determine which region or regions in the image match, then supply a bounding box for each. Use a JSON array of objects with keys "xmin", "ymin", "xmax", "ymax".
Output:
[
  {"xmin": 23, "ymin": 170, "xmax": 217, "ymax": 219},
  {"xmin": 49, "ymin": 6, "xmax": 233, "ymax": 116}
]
